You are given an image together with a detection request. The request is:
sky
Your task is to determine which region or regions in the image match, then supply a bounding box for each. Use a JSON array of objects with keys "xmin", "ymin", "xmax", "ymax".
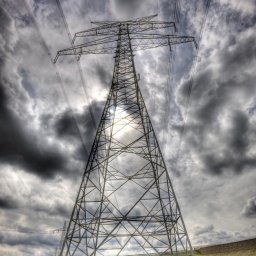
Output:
[{"xmin": 0, "ymin": 0, "xmax": 256, "ymax": 255}]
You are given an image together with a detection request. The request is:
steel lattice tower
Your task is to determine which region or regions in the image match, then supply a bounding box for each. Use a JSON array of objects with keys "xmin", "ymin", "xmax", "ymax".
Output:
[{"xmin": 55, "ymin": 15, "xmax": 197, "ymax": 256}]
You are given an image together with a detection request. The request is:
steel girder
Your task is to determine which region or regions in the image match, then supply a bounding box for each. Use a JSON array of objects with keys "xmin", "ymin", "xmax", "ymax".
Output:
[
  {"xmin": 73, "ymin": 21, "xmax": 176, "ymax": 38},
  {"xmin": 54, "ymin": 34, "xmax": 197, "ymax": 63}
]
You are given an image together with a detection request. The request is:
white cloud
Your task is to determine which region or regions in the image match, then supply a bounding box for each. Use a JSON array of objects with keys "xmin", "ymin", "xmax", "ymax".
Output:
[
  {"xmin": 191, "ymin": 224, "xmax": 249, "ymax": 246},
  {"xmin": 241, "ymin": 196, "xmax": 256, "ymax": 218}
]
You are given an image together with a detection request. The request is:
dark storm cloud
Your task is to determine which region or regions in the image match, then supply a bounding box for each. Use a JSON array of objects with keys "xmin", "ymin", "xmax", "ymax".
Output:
[
  {"xmin": 227, "ymin": 111, "xmax": 248, "ymax": 155},
  {"xmin": 199, "ymin": 109, "xmax": 256, "ymax": 174},
  {"xmin": 94, "ymin": 63, "xmax": 113, "ymax": 88},
  {"xmin": 54, "ymin": 101, "xmax": 104, "ymax": 141},
  {"xmin": 0, "ymin": 9, "xmax": 65, "ymax": 178},
  {"xmin": 54, "ymin": 109, "xmax": 78, "ymax": 139},
  {"xmin": 0, "ymin": 196, "xmax": 18, "ymax": 210},
  {"xmin": 0, "ymin": 92, "xmax": 67, "ymax": 179},
  {"xmin": 241, "ymin": 196, "xmax": 256, "ymax": 218},
  {"xmin": 0, "ymin": 6, "xmax": 67, "ymax": 179},
  {"xmin": 53, "ymin": 100, "xmax": 105, "ymax": 160},
  {"xmin": 0, "ymin": 231, "xmax": 58, "ymax": 247},
  {"xmin": 176, "ymin": 25, "xmax": 256, "ymax": 175}
]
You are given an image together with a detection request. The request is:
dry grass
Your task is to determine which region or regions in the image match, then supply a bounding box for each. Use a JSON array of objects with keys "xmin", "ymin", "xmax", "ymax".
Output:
[{"xmin": 193, "ymin": 249, "xmax": 256, "ymax": 256}]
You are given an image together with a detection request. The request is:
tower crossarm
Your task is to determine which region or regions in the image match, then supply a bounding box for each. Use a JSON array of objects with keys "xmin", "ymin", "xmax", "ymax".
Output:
[
  {"xmin": 130, "ymin": 34, "xmax": 197, "ymax": 51},
  {"xmin": 73, "ymin": 21, "xmax": 176, "ymax": 40},
  {"xmin": 54, "ymin": 35, "xmax": 118, "ymax": 63},
  {"xmin": 54, "ymin": 34, "xmax": 196, "ymax": 63}
]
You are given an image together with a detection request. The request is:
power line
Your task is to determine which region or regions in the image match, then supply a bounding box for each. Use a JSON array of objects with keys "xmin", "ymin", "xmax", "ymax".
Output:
[
  {"xmin": 171, "ymin": 0, "xmax": 212, "ymax": 181},
  {"xmin": 0, "ymin": 226, "xmax": 57, "ymax": 234},
  {"xmin": 21, "ymin": 0, "xmax": 89, "ymax": 158},
  {"xmin": 163, "ymin": 0, "xmax": 180, "ymax": 179},
  {"xmin": 55, "ymin": 0, "xmax": 97, "ymax": 130}
]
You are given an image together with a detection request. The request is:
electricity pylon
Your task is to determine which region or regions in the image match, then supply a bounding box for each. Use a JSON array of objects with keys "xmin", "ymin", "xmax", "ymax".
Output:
[{"xmin": 55, "ymin": 15, "xmax": 196, "ymax": 256}]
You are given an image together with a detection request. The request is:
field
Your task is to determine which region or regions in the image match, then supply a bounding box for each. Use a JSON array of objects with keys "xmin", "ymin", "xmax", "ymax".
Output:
[
  {"xmin": 125, "ymin": 239, "xmax": 256, "ymax": 256},
  {"xmin": 194, "ymin": 249, "xmax": 256, "ymax": 256},
  {"xmin": 193, "ymin": 238, "xmax": 256, "ymax": 256}
]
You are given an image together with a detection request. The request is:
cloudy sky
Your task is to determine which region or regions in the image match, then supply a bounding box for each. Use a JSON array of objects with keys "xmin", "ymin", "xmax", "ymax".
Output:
[{"xmin": 0, "ymin": 0, "xmax": 256, "ymax": 255}]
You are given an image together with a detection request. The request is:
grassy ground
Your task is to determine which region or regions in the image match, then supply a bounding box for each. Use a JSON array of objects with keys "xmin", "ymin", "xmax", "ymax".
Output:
[
  {"xmin": 193, "ymin": 249, "xmax": 256, "ymax": 256},
  {"xmin": 128, "ymin": 249, "xmax": 256, "ymax": 256}
]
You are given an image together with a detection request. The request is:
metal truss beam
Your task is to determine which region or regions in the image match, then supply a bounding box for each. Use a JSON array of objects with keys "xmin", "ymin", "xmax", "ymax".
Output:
[
  {"xmin": 73, "ymin": 21, "xmax": 176, "ymax": 38},
  {"xmin": 54, "ymin": 34, "xmax": 196, "ymax": 63}
]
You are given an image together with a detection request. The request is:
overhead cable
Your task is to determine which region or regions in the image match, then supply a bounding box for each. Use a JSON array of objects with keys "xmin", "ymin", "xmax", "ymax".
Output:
[
  {"xmin": 172, "ymin": 0, "xmax": 212, "ymax": 181},
  {"xmin": 55, "ymin": 0, "xmax": 97, "ymax": 130},
  {"xmin": 21, "ymin": 0, "xmax": 89, "ymax": 158}
]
